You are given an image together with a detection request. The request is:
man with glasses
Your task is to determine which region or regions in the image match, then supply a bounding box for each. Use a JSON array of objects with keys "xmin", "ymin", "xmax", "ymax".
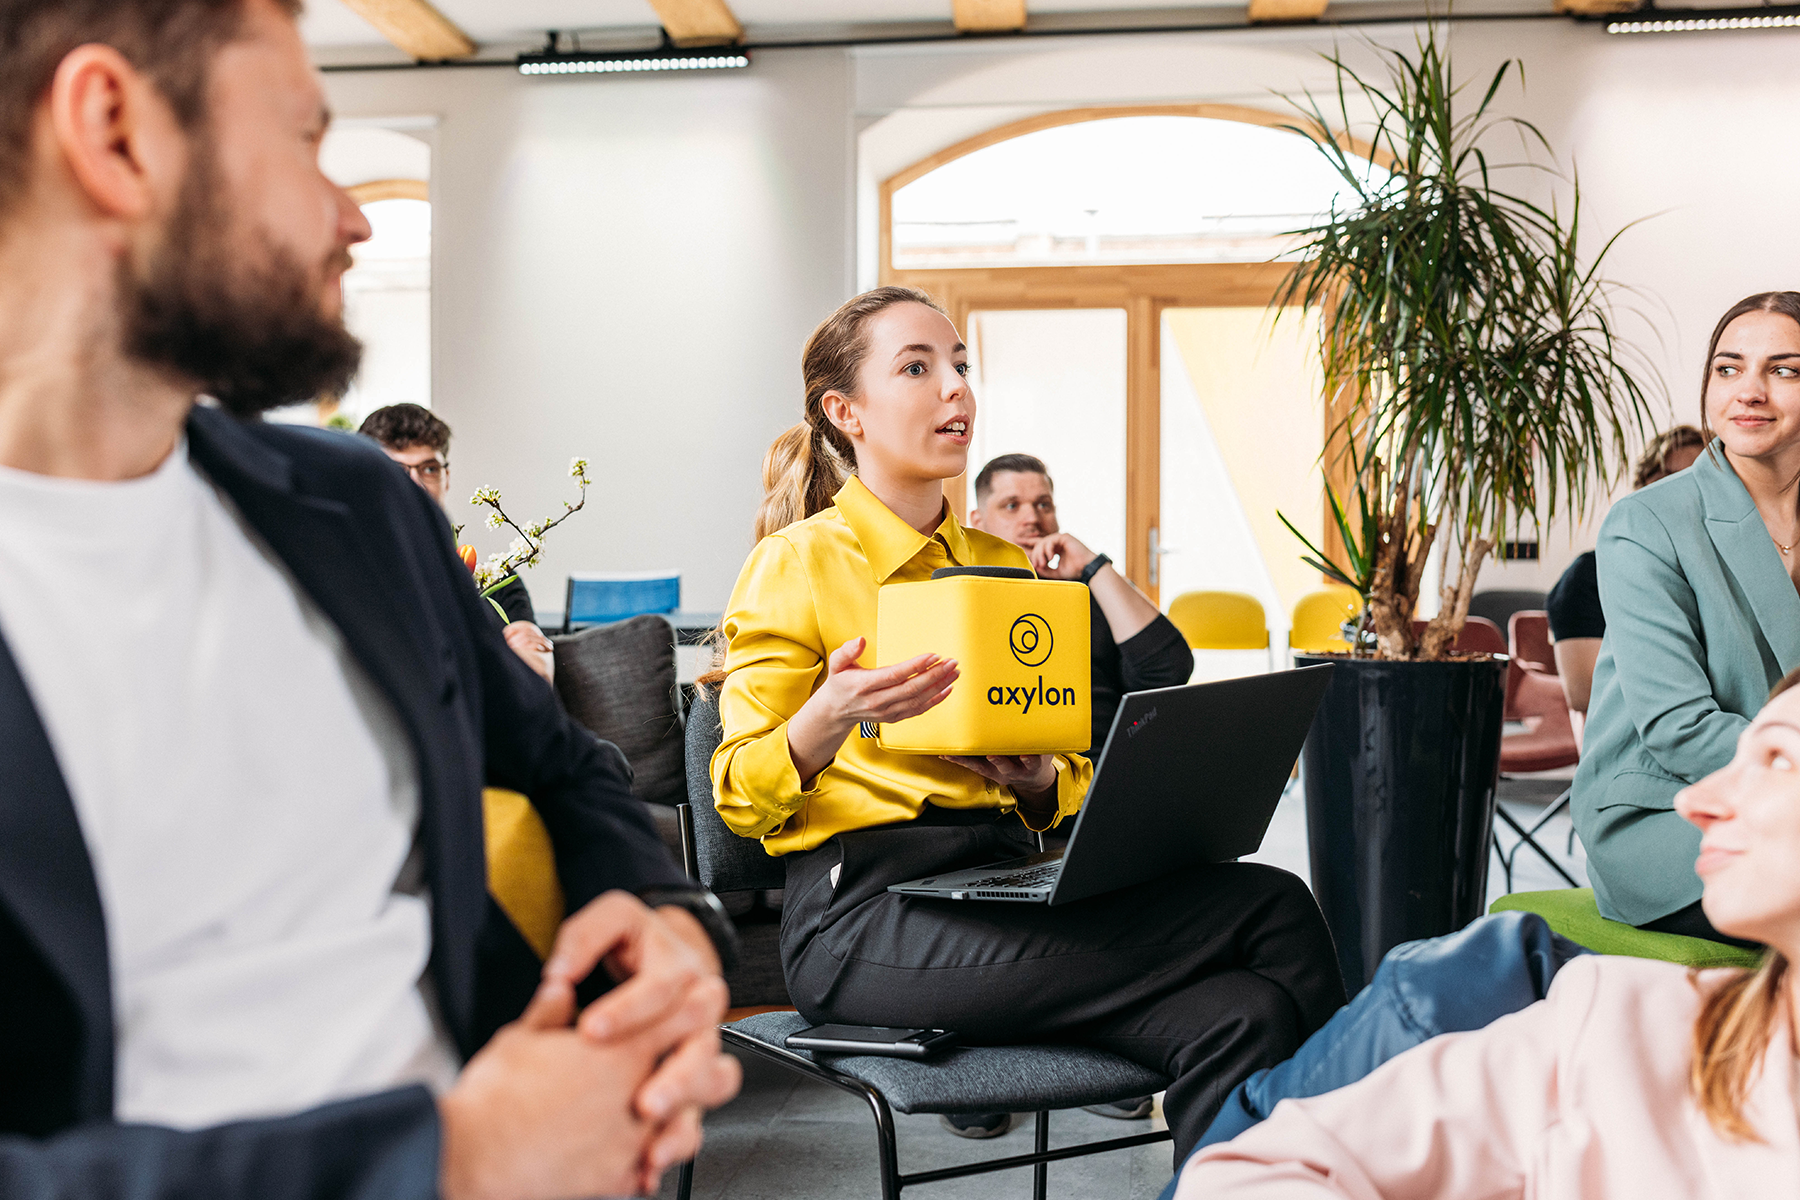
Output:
[{"xmin": 361, "ymin": 403, "xmax": 555, "ymax": 683}]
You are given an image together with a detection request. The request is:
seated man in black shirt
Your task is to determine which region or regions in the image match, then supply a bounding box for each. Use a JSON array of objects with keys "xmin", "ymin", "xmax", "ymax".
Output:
[
  {"xmin": 361, "ymin": 403, "xmax": 555, "ymax": 683},
  {"xmin": 969, "ymin": 453, "xmax": 1194, "ymax": 757},
  {"xmin": 939, "ymin": 454, "xmax": 1194, "ymax": 1139}
]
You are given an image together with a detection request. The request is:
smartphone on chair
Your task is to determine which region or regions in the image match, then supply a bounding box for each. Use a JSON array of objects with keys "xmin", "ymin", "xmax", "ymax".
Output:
[{"xmin": 783, "ymin": 1024, "xmax": 959, "ymax": 1059}]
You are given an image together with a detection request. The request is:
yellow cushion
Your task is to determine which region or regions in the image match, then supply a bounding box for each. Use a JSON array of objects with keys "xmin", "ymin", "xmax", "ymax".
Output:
[
  {"xmin": 1167, "ymin": 590, "xmax": 1269, "ymax": 650},
  {"xmin": 1291, "ymin": 586, "xmax": 1362, "ymax": 653},
  {"xmin": 482, "ymin": 788, "xmax": 566, "ymax": 961}
]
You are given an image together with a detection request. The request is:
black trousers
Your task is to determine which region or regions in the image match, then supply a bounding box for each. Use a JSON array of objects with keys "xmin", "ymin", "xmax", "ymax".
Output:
[
  {"xmin": 779, "ymin": 808, "xmax": 1346, "ymax": 1163},
  {"xmin": 1640, "ymin": 899, "xmax": 1765, "ymax": 951}
]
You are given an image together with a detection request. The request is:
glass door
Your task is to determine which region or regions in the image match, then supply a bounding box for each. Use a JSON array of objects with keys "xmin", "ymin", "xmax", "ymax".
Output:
[
  {"xmin": 962, "ymin": 308, "xmax": 1129, "ymax": 560},
  {"xmin": 1158, "ymin": 306, "xmax": 1322, "ymax": 665}
]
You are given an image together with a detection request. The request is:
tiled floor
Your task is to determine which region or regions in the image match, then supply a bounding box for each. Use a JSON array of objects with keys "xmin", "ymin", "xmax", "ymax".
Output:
[{"xmin": 665, "ymin": 772, "xmax": 1588, "ymax": 1199}]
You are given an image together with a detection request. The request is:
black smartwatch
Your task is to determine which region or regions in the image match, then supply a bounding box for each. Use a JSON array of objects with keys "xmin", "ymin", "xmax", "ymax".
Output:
[
  {"xmin": 1078, "ymin": 553, "xmax": 1112, "ymax": 585},
  {"xmin": 638, "ymin": 887, "xmax": 740, "ymax": 972}
]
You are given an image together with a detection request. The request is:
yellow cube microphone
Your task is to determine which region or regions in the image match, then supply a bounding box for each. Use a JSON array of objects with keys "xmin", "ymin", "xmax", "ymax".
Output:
[{"xmin": 874, "ymin": 566, "xmax": 1091, "ymax": 755}]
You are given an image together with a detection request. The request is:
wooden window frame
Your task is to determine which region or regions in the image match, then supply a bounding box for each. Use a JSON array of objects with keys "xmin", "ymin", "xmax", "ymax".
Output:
[{"xmin": 879, "ymin": 104, "xmax": 1383, "ymax": 605}]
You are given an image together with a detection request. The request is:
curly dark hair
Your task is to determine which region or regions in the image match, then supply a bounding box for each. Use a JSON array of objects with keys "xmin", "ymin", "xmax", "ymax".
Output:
[{"xmin": 359, "ymin": 403, "xmax": 451, "ymax": 456}]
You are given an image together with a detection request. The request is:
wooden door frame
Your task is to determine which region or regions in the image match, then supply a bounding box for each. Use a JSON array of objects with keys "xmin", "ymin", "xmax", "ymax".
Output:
[
  {"xmin": 878, "ymin": 103, "xmax": 1379, "ymax": 605},
  {"xmin": 887, "ymin": 263, "xmax": 1294, "ymax": 604}
]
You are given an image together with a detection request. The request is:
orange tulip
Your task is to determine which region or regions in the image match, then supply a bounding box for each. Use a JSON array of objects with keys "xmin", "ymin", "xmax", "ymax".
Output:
[{"xmin": 459, "ymin": 544, "xmax": 478, "ymax": 572}]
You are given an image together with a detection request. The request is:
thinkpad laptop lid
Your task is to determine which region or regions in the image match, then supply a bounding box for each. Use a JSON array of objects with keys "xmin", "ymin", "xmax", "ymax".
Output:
[{"xmin": 886, "ymin": 665, "xmax": 1334, "ymax": 906}]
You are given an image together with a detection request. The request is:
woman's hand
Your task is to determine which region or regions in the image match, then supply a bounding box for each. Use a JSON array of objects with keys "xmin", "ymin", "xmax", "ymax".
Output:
[
  {"xmin": 941, "ymin": 754, "xmax": 1059, "ymax": 822},
  {"xmin": 786, "ymin": 637, "xmax": 959, "ymax": 785}
]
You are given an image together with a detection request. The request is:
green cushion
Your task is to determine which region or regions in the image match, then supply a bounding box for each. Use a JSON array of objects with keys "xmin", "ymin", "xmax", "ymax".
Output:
[{"xmin": 1490, "ymin": 889, "xmax": 1764, "ymax": 970}]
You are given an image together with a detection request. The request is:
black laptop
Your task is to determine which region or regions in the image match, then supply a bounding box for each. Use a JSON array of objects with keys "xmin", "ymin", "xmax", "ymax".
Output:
[{"xmin": 886, "ymin": 665, "xmax": 1334, "ymax": 906}]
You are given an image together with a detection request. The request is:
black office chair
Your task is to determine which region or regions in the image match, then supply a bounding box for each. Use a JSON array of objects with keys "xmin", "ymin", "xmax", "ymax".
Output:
[{"xmin": 675, "ymin": 693, "xmax": 1172, "ymax": 1200}]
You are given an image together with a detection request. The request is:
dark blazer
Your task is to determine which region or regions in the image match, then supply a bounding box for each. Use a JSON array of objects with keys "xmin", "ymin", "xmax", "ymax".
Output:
[{"xmin": 0, "ymin": 406, "xmax": 690, "ymax": 1198}]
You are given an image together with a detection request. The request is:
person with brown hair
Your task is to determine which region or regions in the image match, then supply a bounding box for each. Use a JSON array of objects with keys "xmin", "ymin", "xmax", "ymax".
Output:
[
  {"xmin": 0, "ymin": 2, "xmax": 738, "ymax": 1197},
  {"xmin": 359, "ymin": 402, "xmax": 555, "ymax": 684},
  {"xmin": 1174, "ymin": 666, "xmax": 1800, "ymax": 1197},
  {"xmin": 710, "ymin": 286, "xmax": 1346, "ymax": 1164},
  {"xmin": 1573, "ymin": 291, "xmax": 1800, "ymax": 944}
]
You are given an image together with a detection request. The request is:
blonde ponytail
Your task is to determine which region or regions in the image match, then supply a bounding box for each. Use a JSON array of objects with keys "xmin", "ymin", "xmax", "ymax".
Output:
[{"xmin": 753, "ymin": 421, "xmax": 850, "ymax": 542}]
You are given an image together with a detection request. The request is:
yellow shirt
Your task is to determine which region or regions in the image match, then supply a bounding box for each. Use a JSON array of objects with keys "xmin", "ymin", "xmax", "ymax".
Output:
[{"xmin": 712, "ymin": 475, "xmax": 1093, "ymax": 856}]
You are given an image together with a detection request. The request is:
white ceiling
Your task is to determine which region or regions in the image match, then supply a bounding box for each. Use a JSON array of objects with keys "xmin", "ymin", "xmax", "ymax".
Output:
[{"xmin": 300, "ymin": 0, "xmax": 1256, "ymax": 50}]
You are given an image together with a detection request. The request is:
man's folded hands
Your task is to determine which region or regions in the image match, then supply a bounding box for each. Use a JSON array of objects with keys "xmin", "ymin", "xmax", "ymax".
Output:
[{"xmin": 438, "ymin": 891, "xmax": 741, "ymax": 1200}]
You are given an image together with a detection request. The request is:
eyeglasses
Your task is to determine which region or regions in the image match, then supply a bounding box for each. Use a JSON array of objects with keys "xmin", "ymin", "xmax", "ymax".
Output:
[{"xmin": 405, "ymin": 460, "xmax": 448, "ymax": 482}]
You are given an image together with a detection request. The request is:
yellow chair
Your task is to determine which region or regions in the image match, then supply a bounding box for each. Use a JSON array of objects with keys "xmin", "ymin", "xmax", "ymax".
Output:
[
  {"xmin": 1167, "ymin": 590, "xmax": 1274, "ymax": 675},
  {"xmin": 1289, "ymin": 586, "xmax": 1364, "ymax": 655},
  {"xmin": 1167, "ymin": 590, "xmax": 1269, "ymax": 650},
  {"xmin": 482, "ymin": 788, "xmax": 566, "ymax": 961}
]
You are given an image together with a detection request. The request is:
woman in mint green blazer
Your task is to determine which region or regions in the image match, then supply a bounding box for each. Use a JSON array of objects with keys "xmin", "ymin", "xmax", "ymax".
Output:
[{"xmin": 1573, "ymin": 292, "xmax": 1800, "ymax": 937}]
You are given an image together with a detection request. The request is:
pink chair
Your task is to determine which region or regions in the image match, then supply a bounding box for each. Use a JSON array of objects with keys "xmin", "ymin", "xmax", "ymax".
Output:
[
  {"xmin": 1497, "ymin": 610, "xmax": 1581, "ymax": 891},
  {"xmin": 1409, "ymin": 615, "xmax": 1507, "ymax": 655},
  {"xmin": 1508, "ymin": 611, "xmax": 1556, "ymax": 675}
]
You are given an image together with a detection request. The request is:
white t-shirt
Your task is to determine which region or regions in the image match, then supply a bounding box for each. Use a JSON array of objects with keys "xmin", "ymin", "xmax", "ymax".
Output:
[{"xmin": 0, "ymin": 442, "xmax": 459, "ymax": 1129}]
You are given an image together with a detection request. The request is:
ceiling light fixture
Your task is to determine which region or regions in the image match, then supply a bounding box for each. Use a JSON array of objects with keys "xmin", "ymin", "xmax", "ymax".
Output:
[
  {"xmin": 517, "ymin": 34, "xmax": 749, "ymax": 76},
  {"xmin": 1601, "ymin": 5, "xmax": 1800, "ymax": 33},
  {"xmin": 517, "ymin": 52, "xmax": 749, "ymax": 75}
]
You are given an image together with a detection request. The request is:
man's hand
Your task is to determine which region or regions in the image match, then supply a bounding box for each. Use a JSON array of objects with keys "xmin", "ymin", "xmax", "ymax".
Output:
[
  {"xmin": 438, "ymin": 972, "xmax": 660, "ymax": 1200},
  {"xmin": 1024, "ymin": 532, "xmax": 1097, "ymax": 580},
  {"xmin": 502, "ymin": 621, "xmax": 555, "ymax": 684},
  {"xmin": 537, "ymin": 891, "xmax": 740, "ymax": 1192}
]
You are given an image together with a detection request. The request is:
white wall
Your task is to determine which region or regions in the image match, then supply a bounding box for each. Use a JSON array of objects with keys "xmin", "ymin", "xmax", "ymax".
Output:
[
  {"xmin": 322, "ymin": 50, "xmax": 854, "ymax": 615},
  {"xmin": 853, "ymin": 21, "xmax": 1800, "ymax": 597},
  {"xmin": 319, "ymin": 21, "xmax": 1800, "ymax": 612}
]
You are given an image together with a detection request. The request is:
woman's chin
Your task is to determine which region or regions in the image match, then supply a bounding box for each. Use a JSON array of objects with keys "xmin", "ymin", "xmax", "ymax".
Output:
[
  {"xmin": 926, "ymin": 447, "xmax": 969, "ymax": 480},
  {"xmin": 1699, "ymin": 894, "xmax": 1761, "ymax": 945}
]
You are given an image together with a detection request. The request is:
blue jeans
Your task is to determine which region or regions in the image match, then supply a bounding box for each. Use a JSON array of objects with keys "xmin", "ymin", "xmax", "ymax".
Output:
[{"xmin": 1157, "ymin": 911, "xmax": 1590, "ymax": 1200}]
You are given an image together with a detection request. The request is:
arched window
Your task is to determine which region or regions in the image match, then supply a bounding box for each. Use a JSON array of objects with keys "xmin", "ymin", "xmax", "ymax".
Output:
[
  {"xmin": 880, "ymin": 106, "xmax": 1376, "ymax": 629},
  {"xmin": 891, "ymin": 113, "xmax": 1383, "ymax": 270}
]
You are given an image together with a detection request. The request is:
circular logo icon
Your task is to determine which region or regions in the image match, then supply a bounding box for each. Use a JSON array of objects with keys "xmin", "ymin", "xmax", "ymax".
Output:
[{"xmin": 1009, "ymin": 613, "xmax": 1054, "ymax": 667}]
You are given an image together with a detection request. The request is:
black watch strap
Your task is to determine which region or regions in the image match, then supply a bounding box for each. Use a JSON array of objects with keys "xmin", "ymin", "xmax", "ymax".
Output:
[
  {"xmin": 638, "ymin": 887, "xmax": 740, "ymax": 972},
  {"xmin": 1078, "ymin": 553, "xmax": 1112, "ymax": 585}
]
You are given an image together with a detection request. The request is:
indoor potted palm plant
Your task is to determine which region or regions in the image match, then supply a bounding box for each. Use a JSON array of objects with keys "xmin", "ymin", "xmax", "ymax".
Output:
[{"xmin": 1274, "ymin": 27, "xmax": 1657, "ymax": 990}]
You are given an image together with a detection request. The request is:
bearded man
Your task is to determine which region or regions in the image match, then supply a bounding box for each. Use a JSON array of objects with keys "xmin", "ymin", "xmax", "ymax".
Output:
[{"xmin": 0, "ymin": 2, "xmax": 738, "ymax": 1197}]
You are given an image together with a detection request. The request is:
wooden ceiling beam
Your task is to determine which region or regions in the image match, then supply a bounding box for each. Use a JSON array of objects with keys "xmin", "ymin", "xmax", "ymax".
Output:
[
  {"xmin": 1246, "ymin": 0, "xmax": 1330, "ymax": 22},
  {"xmin": 339, "ymin": 0, "xmax": 475, "ymax": 59},
  {"xmin": 1555, "ymin": 0, "xmax": 1640, "ymax": 14},
  {"xmin": 647, "ymin": 0, "xmax": 745, "ymax": 46},
  {"xmin": 953, "ymin": 0, "xmax": 1028, "ymax": 32}
]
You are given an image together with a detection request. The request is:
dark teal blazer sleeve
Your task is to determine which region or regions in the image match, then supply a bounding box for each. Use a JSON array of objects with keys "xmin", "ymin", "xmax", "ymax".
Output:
[{"xmin": 1572, "ymin": 442, "xmax": 1800, "ymax": 924}]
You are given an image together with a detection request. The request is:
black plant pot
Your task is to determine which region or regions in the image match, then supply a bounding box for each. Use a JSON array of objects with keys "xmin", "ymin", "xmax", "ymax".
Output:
[{"xmin": 1296, "ymin": 653, "xmax": 1508, "ymax": 994}]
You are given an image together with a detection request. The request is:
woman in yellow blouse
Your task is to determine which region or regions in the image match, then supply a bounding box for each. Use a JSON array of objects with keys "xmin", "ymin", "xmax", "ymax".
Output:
[{"xmin": 711, "ymin": 287, "xmax": 1344, "ymax": 1163}]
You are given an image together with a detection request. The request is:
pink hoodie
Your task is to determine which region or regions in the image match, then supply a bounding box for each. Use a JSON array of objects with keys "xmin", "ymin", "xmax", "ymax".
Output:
[{"xmin": 1181, "ymin": 955, "xmax": 1799, "ymax": 1199}]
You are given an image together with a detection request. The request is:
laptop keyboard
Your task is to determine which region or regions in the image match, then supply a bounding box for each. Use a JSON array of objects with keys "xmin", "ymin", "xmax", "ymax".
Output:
[{"xmin": 963, "ymin": 863, "xmax": 1062, "ymax": 889}]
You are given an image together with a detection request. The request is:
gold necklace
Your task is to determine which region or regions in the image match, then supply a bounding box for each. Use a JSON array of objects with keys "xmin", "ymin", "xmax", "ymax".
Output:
[{"xmin": 1780, "ymin": 539, "xmax": 1794, "ymax": 557}]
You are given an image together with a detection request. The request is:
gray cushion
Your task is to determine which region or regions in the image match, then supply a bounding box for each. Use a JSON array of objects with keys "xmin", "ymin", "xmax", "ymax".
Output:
[
  {"xmin": 554, "ymin": 615, "xmax": 684, "ymax": 807},
  {"xmin": 685, "ymin": 693, "xmax": 785, "ymax": 893},
  {"xmin": 728, "ymin": 1011, "xmax": 1170, "ymax": 1115}
]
